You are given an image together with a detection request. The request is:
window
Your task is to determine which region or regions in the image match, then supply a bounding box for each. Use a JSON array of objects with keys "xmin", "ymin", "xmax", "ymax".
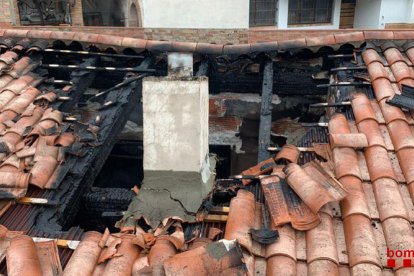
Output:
[
  {"xmin": 288, "ymin": 0, "xmax": 334, "ymax": 25},
  {"xmin": 250, "ymin": 0, "xmax": 278, "ymax": 27}
]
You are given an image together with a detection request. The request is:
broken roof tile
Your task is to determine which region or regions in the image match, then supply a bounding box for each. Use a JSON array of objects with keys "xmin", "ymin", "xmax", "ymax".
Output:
[
  {"xmin": 284, "ymin": 162, "xmax": 347, "ymax": 214},
  {"xmin": 260, "ymin": 176, "xmax": 320, "ymax": 231},
  {"xmin": 164, "ymin": 240, "xmax": 248, "ymax": 276},
  {"xmin": 275, "ymin": 144, "xmax": 300, "ymax": 164},
  {"xmin": 224, "ymin": 189, "xmax": 264, "ymax": 255}
]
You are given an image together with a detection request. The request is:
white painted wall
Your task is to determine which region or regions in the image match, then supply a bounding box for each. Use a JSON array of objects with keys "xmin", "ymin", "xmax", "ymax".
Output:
[
  {"xmin": 140, "ymin": 0, "xmax": 250, "ymax": 29},
  {"xmin": 379, "ymin": 0, "xmax": 413, "ymax": 28},
  {"xmin": 277, "ymin": 0, "xmax": 342, "ymax": 29},
  {"xmin": 354, "ymin": 0, "xmax": 382, "ymax": 28},
  {"xmin": 354, "ymin": 0, "xmax": 414, "ymax": 29}
]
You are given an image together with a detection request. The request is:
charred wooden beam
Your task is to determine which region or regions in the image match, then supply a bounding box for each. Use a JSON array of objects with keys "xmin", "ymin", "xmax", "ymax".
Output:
[
  {"xmin": 309, "ymin": 101, "xmax": 351, "ymax": 108},
  {"xmin": 41, "ymin": 64, "xmax": 155, "ymax": 73},
  {"xmin": 258, "ymin": 59, "xmax": 274, "ymax": 162},
  {"xmin": 44, "ymin": 49, "xmax": 144, "ymax": 59},
  {"xmin": 56, "ymin": 58, "xmax": 97, "ymax": 112},
  {"xmin": 317, "ymin": 82, "xmax": 371, "ymax": 88}
]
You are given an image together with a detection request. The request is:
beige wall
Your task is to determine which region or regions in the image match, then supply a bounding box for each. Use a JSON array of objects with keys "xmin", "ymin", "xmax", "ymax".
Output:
[{"xmin": 141, "ymin": 0, "xmax": 249, "ymax": 29}]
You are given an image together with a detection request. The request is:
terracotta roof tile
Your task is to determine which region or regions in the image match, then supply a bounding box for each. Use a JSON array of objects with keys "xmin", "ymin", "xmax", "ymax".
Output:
[
  {"xmin": 284, "ymin": 162, "xmax": 347, "ymax": 214},
  {"xmin": 306, "ymin": 35, "xmax": 336, "ymax": 47},
  {"xmin": 382, "ymin": 217, "xmax": 414, "ymax": 269},
  {"xmin": 275, "ymin": 144, "xmax": 300, "ymax": 163},
  {"xmin": 329, "ymin": 133, "xmax": 368, "ymax": 149},
  {"xmin": 393, "ymin": 31, "xmax": 414, "ymax": 40},
  {"xmin": 387, "ymin": 119, "xmax": 414, "ymax": 151},
  {"xmin": 261, "ymin": 175, "xmax": 320, "ymax": 231},
  {"xmin": 278, "ymin": 38, "xmax": 307, "ymax": 50},
  {"xmin": 6, "ymin": 235, "xmax": 42, "ymax": 276},
  {"xmin": 195, "ymin": 43, "xmax": 224, "ymax": 55},
  {"xmin": 224, "ymin": 190, "xmax": 264, "ymax": 255},
  {"xmin": 266, "ymin": 224, "xmax": 296, "ymax": 260},
  {"xmin": 364, "ymin": 146, "xmax": 398, "ymax": 182},
  {"xmin": 171, "ymin": 41, "xmax": 197, "ymax": 53},
  {"xmin": 390, "ymin": 61, "xmax": 414, "ymax": 83},
  {"xmin": 250, "ymin": 41, "xmax": 278, "ymax": 52},
  {"xmin": 306, "ymin": 213, "xmax": 338, "ymax": 265},
  {"xmin": 146, "ymin": 40, "xmax": 172, "ymax": 52},
  {"xmin": 396, "ymin": 147, "xmax": 414, "ymax": 184},
  {"xmin": 4, "ymin": 29, "xmax": 29, "ymax": 39},
  {"xmin": 378, "ymin": 98, "xmax": 407, "ymax": 124},
  {"xmin": 63, "ymin": 231, "xmax": 103, "ymax": 276},
  {"xmin": 362, "ymin": 49, "xmax": 384, "ymax": 66},
  {"xmin": 120, "ymin": 37, "xmax": 147, "ymax": 49},
  {"xmin": 364, "ymin": 30, "xmax": 395, "ymax": 41},
  {"xmin": 164, "ymin": 240, "xmax": 247, "ymax": 275},
  {"xmin": 266, "ymin": 255, "xmax": 296, "ymax": 275},
  {"xmin": 367, "ymin": 61, "xmax": 389, "ymax": 82},
  {"xmin": 343, "ymin": 214, "xmax": 382, "ymax": 267},
  {"xmin": 334, "ymin": 32, "xmax": 365, "ymax": 44},
  {"xmin": 72, "ymin": 32, "xmax": 100, "ymax": 44},
  {"xmin": 384, "ymin": 47, "xmax": 410, "ymax": 66},
  {"xmin": 223, "ymin": 44, "xmax": 251, "ymax": 55}
]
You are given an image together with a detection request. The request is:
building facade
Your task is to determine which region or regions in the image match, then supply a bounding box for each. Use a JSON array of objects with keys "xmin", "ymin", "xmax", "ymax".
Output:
[{"xmin": 1, "ymin": 0, "xmax": 414, "ymax": 29}]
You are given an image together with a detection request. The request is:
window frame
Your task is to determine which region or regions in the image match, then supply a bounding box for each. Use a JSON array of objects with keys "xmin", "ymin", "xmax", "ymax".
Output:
[
  {"xmin": 287, "ymin": 0, "xmax": 335, "ymax": 26},
  {"xmin": 249, "ymin": 0, "xmax": 278, "ymax": 27}
]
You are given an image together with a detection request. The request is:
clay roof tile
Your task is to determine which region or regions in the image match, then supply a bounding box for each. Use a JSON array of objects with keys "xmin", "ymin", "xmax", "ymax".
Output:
[
  {"xmin": 343, "ymin": 215, "xmax": 382, "ymax": 267},
  {"xmin": 278, "ymin": 38, "xmax": 306, "ymax": 50},
  {"xmin": 195, "ymin": 43, "xmax": 224, "ymax": 55},
  {"xmin": 4, "ymin": 29, "xmax": 29, "ymax": 39},
  {"xmin": 96, "ymin": 35, "xmax": 123, "ymax": 47},
  {"xmin": 27, "ymin": 30, "xmax": 52, "ymax": 40},
  {"xmin": 275, "ymin": 144, "xmax": 300, "ymax": 163},
  {"xmin": 223, "ymin": 44, "xmax": 252, "ymax": 55},
  {"xmin": 306, "ymin": 213, "xmax": 339, "ymax": 265},
  {"xmin": 367, "ymin": 61, "xmax": 390, "ymax": 82},
  {"xmin": 371, "ymin": 78, "xmax": 396, "ymax": 101},
  {"xmin": 49, "ymin": 31, "xmax": 76, "ymax": 41},
  {"xmin": 362, "ymin": 49, "xmax": 384, "ymax": 66},
  {"xmin": 265, "ymin": 224, "xmax": 296, "ymax": 260},
  {"xmin": 364, "ymin": 30, "xmax": 395, "ymax": 41},
  {"xmin": 171, "ymin": 41, "xmax": 197, "ymax": 53},
  {"xmin": 372, "ymin": 178, "xmax": 410, "ymax": 221},
  {"xmin": 146, "ymin": 40, "xmax": 172, "ymax": 52},
  {"xmin": 62, "ymin": 231, "xmax": 103, "ymax": 276},
  {"xmin": 120, "ymin": 37, "xmax": 147, "ymax": 49},
  {"xmin": 383, "ymin": 47, "xmax": 409, "ymax": 66},
  {"xmin": 250, "ymin": 41, "xmax": 278, "ymax": 52},
  {"xmin": 6, "ymin": 235, "xmax": 42, "ymax": 276},
  {"xmin": 334, "ymin": 32, "xmax": 364, "ymax": 44},
  {"xmin": 306, "ymin": 35, "xmax": 336, "ymax": 47}
]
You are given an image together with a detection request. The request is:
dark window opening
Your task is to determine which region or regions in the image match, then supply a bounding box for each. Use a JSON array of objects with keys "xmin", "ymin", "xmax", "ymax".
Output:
[
  {"xmin": 288, "ymin": 0, "xmax": 334, "ymax": 25},
  {"xmin": 249, "ymin": 0, "xmax": 278, "ymax": 27},
  {"xmin": 18, "ymin": 0, "xmax": 70, "ymax": 25}
]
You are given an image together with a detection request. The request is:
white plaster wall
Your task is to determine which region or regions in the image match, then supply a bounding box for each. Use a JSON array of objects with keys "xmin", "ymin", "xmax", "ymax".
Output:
[
  {"xmin": 143, "ymin": 77, "xmax": 209, "ymax": 172},
  {"xmin": 277, "ymin": 0, "xmax": 342, "ymax": 29},
  {"xmin": 354, "ymin": 0, "xmax": 382, "ymax": 28},
  {"xmin": 379, "ymin": 0, "xmax": 413, "ymax": 28},
  {"xmin": 354, "ymin": 0, "xmax": 414, "ymax": 29},
  {"xmin": 140, "ymin": 0, "xmax": 249, "ymax": 29}
]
